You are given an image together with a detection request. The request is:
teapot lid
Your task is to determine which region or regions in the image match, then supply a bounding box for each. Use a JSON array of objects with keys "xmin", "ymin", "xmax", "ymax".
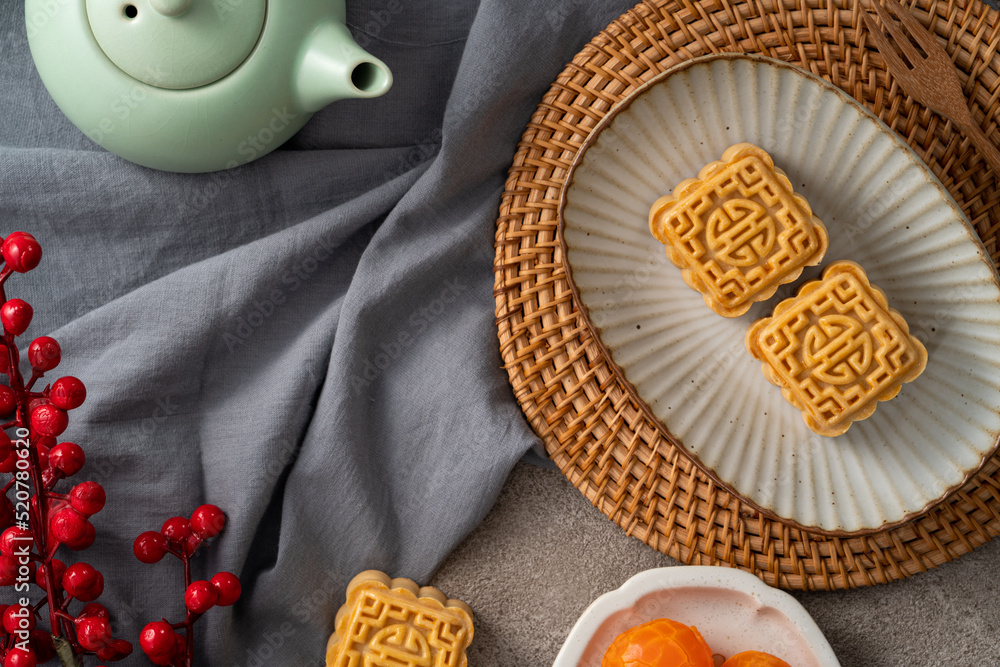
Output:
[{"xmin": 85, "ymin": 0, "xmax": 267, "ymax": 89}]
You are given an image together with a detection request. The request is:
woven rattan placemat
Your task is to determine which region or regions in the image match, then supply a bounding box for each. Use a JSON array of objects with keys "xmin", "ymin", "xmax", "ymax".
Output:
[{"xmin": 494, "ymin": 0, "xmax": 1000, "ymax": 590}]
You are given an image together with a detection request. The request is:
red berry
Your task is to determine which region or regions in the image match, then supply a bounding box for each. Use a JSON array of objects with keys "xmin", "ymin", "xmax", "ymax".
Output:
[
  {"xmin": 30, "ymin": 404, "xmax": 67, "ymax": 437},
  {"xmin": 76, "ymin": 616, "xmax": 112, "ymax": 650},
  {"xmin": 133, "ymin": 531, "xmax": 169, "ymax": 564},
  {"xmin": 190, "ymin": 504, "xmax": 225, "ymax": 538},
  {"xmin": 184, "ymin": 580, "xmax": 218, "ymax": 614},
  {"xmin": 27, "ymin": 337, "xmax": 60, "ymax": 372},
  {"xmin": 2, "ymin": 233, "xmax": 42, "ymax": 273},
  {"xmin": 0, "ymin": 553, "xmax": 35, "ymax": 588},
  {"xmin": 49, "ymin": 442, "xmax": 85, "ymax": 476},
  {"xmin": 73, "ymin": 572, "xmax": 104, "ymax": 602},
  {"xmin": 139, "ymin": 621, "xmax": 177, "ymax": 658},
  {"xmin": 0, "ymin": 387, "xmax": 14, "ymax": 416},
  {"xmin": 211, "ymin": 571, "xmax": 241, "ymax": 606},
  {"xmin": 2, "ymin": 604, "xmax": 35, "ymax": 633},
  {"xmin": 0, "ymin": 432, "xmax": 12, "ymax": 465},
  {"xmin": 64, "ymin": 563, "xmax": 104, "ymax": 602},
  {"xmin": 35, "ymin": 559, "xmax": 66, "ymax": 592},
  {"xmin": 0, "ymin": 526, "xmax": 31, "ymax": 556},
  {"xmin": 26, "ymin": 397, "xmax": 47, "ymax": 414},
  {"xmin": 160, "ymin": 517, "xmax": 192, "ymax": 544},
  {"xmin": 34, "ymin": 443, "xmax": 48, "ymax": 471},
  {"xmin": 183, "ymin": 532, "xmax": 202, "ymax": 556},
  {"xmin": 49, "ymin": 376, "xmax": 86, "ymax": 410},
  {"xmin": 50, "ymin": 508, "xmax": 88, "ymax": 544},
  {"xmin": 70, "ymin": 481, "xmax": 106, "ymax": 516},
  {"xmin": 172, "ymin": 633, "xmax": 186, "ymax": 660},
  {"xmin": 29, "ymin": 629, "xmax": 54, "ymax": 663},
  {"xmin": 2, "ymin": 648, "xmax": 36, "ymax": 667},
  {"xmin": 0, "ymin": 450, "xmax": 16, "ymax": 474},
  {"xmin": 64, "ymin": 520, "xmax": 96, "ymax": 551},
  {"xmin": 0, "ymin": 497, "xmax": 11, "ymax": 529},
  {"xmin": 148, "ymin": 653, "xmax": 175, "ymax": 666},
  {"xmin": 96, "ymin": 638, "xmax": 132, "ymax": 661},
  {"xmin": 0, "ymin": 300, "xmax": 32, "ymax": 336},
  {"xmin": 0, "ymin": 554, "xmax": 17, "ymax": 586},
  {"xmin": 79, "ymin": 602, "xmax": 109, "ymax": 619}
]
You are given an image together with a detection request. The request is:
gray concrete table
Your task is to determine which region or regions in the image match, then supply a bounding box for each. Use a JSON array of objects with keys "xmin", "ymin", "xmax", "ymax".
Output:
[{"xmin": 431, "ymin": 463, "xmax": 1000, "ymax": 666}]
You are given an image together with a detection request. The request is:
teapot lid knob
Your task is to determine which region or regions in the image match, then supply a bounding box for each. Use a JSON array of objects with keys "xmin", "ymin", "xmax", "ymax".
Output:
[{"xmin": 149, "ymin": 0, "xmax": 192, "ymax": 17}]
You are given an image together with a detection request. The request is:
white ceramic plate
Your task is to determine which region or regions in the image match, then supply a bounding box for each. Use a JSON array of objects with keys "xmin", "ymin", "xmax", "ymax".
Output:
[
  {"xmin": 560, "ymin": 53, "xmax": 1000, "ymax": 534},
  {"xmin": 552, "ymin": 566, "xmax": 840, "ymax": 667}
]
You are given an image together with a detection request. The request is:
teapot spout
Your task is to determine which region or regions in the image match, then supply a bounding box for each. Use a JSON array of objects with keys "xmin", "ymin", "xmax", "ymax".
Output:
[{"xmin": 294, "ymin": 22, "xmax": 392, "ymax": 113}]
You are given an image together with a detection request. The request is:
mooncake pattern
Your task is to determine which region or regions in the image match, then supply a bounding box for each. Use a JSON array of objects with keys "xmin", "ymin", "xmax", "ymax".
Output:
[
  {"xmin": 746, "ymin": 261, "xmax": 928, "ymax": 437},
  {"xmin": 326, "ymin": 570, "xmax": 474, "ymax": 667},
  {"xmin": 649, "ymin": 143, "xmax": 829, "ymax": 317}
]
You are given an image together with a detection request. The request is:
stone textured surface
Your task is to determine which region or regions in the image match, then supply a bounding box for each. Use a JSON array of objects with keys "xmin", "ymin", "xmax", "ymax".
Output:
[{"xmin": 432, "ymin": 462, "xmax": 1000, "ymax": 666}]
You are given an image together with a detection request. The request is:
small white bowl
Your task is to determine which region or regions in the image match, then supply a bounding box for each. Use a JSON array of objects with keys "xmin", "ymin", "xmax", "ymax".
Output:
[{"xmin": 553, "ymin": 566, "xmax": 840, "ymax": 667}]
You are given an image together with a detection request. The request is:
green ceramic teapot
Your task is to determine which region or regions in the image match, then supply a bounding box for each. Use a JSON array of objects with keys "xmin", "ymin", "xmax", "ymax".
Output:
[{"xmin": 25, "ymin": 0, "xmax": 392, "ymax": 173}]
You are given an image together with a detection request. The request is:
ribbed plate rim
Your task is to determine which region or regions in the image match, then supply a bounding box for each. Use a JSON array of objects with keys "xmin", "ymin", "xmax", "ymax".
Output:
[{"xmin": 556, "ymin": 51, "xmax": 1000, "ymax": 537}]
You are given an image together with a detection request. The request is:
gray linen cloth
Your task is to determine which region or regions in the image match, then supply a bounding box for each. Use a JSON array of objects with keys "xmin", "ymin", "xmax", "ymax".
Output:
[{"xmin": 0, "ymin": 0, "xmax": 635, "ymax": 663}]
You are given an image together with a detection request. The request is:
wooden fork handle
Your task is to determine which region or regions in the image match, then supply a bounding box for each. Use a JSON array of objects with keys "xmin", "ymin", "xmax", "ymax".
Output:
[{"xmin": 960, "ymin": 119, "xmax": 1000, "ymax": 178}]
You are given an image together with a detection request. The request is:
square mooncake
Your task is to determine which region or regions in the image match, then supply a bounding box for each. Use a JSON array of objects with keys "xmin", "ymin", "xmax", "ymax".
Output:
[
  {"xmin": 746, "ymin": 261, "xmax": 927, "ymax": 437},
  {"xmin": 326, "ymin": 570, "xmax": 474, "ymax": 667},
  {"xmin": 649, "ymin": 143, "xmax": 829, "ymax": 317}
]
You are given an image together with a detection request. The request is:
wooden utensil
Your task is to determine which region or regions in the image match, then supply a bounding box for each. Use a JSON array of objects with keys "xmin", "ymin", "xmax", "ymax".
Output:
[{"xmin": 861, "ymin": 0, "xmax": 1000, "ymax": 175}]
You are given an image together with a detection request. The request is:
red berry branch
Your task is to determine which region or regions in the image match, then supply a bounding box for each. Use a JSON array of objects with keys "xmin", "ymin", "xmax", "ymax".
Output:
[
  {"xmin": 0, "ymin": 232, "xmax": 133, "ymax": 667},
  {"xmin": 134, "ymin": 505, "xmax": 241, "ymax": 666}
]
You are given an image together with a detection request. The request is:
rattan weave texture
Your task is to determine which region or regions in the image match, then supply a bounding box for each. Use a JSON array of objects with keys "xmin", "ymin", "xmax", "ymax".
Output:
[{"xmin": 494, "ymin": 0, "xmax": 1000, "ymax": 590}]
